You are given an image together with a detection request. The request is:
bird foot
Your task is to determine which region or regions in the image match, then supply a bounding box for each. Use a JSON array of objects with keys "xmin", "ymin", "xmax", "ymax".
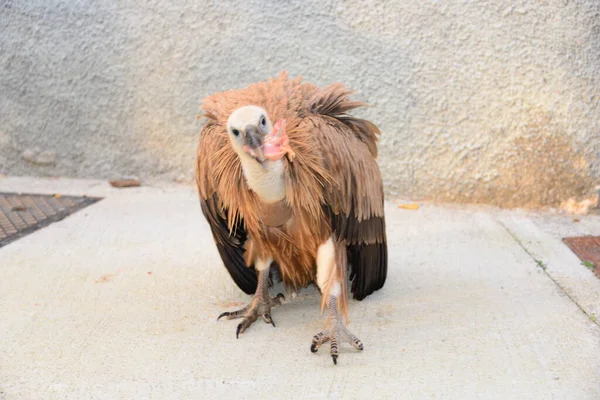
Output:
[
  {"xmin": 310, "ymin": 319, "xmax": 363, "ymax": 365},
  {"xmin": 217, "ymin": 292, "xmax": 285, "ymax": 338}
]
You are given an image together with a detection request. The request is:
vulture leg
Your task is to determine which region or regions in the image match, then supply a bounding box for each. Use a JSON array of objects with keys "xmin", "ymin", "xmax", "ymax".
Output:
[
  {"xmin": 311, "ymin": 238, "xmax": 363, "ymax": 365},
  {"xmin": 217, "ymin": 258, "xmax": 285, "ymax": 338}
]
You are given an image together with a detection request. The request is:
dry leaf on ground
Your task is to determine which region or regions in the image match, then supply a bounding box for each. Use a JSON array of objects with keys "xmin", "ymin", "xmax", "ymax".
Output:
[
  {"xmin": 396, "ymin": 203, "xmax": 420, "ymax": 210},
  {"xmin": 109, "ymin": 179, "xmax": 141, "ymax": 188}
]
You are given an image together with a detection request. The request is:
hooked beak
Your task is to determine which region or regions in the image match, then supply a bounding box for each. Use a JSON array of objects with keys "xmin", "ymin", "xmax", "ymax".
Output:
[
  {"xmin": 242, "ymin": 119, "xmax": 294, "ymax": 164},
  {"xmin": 242, "ymin": 125, "xmax": 266, "ymax": 163}
]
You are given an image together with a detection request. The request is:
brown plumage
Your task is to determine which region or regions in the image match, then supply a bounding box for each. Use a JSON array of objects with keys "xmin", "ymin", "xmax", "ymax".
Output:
[{"xmin": 195, "ymin": 71, "xmax": 387, "ymax": 364}]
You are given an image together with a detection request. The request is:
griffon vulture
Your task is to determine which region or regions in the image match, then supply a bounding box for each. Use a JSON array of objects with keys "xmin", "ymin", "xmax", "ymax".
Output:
[{"xmin": 195, "ymin": 72, "xmax": 387, "ymax": 365}]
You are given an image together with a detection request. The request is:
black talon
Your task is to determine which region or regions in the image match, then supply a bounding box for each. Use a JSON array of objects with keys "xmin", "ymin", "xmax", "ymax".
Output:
[
  {"xmin": 331, "ymin": 354, "xmax": 338, "ymax": 365},
  {"xmin": 311, "ymin": 344, "xmax": 318, "ymax": 353},
  {"xmin": 236, "ymin": 323, "xmax": 242, "ymax": 339},
  {"xmin": 264, "ymin": 313, "xmax": 275, "ymax": 327},
  {"xmin": 275, "ymin": 293, "xmax": 285, "ymax": 301},
  {"xmin": 217, "ymin": 312, "xmax": 230, "ymax": 321}
]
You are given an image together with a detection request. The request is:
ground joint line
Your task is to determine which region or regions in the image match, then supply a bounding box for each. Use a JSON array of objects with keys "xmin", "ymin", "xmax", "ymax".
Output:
[{"xmin": 497, "ymin": 220, "xmax": 599, "ymax": 328}]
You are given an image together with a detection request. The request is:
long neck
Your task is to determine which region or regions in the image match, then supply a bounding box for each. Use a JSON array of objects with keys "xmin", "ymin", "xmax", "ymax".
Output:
[{"xmin": 239, "ymin": 155, "xmax": 286, "ymax": 204}]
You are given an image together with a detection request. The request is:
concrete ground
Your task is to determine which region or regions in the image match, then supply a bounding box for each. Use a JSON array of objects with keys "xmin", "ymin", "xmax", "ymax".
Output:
[{"xmin": 0, "ymin": 176, "xmax": 599, "ymax": 400}]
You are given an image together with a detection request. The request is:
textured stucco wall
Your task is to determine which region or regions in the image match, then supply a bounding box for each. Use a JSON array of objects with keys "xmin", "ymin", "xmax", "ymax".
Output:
[{"xmin": 1, "ymin": 0, "xmax": 599, "ymax": 207}]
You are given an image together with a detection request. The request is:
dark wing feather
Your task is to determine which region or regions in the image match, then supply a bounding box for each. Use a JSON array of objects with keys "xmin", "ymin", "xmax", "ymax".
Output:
[
  {"xmin": 305, "ymin": 84, "xmax": 388, "ymax": 300},
  {"xmin": 200, "ymin": 194, "xmax": 257, "ymax": 295},
  {"xmin": 323, "ymin": 204, "xmax": 387, "ymax": 300}
]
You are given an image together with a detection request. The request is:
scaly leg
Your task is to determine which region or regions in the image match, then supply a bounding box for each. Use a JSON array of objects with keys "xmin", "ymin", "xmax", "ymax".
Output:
[
  {"xmin": 311, "ymin": 237, "xmax": 363, "ymax": 365},
  {"xmin": 217, "ymin": 258, "xmax": 284, "ymax": 338},
  {"xmin": 310, "ymin": 295, "xmax": 363, "ymax": 364}
]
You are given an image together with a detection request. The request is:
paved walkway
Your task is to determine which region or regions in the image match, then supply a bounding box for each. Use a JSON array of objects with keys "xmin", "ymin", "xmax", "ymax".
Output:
[{"xmin": 1, "ymin": 177, "xmax": 599, "ymax": 399}]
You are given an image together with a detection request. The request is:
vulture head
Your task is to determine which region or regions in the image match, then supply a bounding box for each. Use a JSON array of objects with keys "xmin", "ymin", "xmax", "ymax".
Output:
[{"xmin": 226, "ymin": 105, "xmax": 292, "ymax": 164}]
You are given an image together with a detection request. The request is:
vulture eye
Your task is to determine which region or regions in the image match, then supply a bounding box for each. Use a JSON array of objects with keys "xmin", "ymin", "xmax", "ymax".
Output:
[
  {"xmin": 231, "ymin": 128, "xmax": 240, "ymax": 137},
  {"xmin": 259, "ymin": 116, "xmax": 266, "ymax": 128}
]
